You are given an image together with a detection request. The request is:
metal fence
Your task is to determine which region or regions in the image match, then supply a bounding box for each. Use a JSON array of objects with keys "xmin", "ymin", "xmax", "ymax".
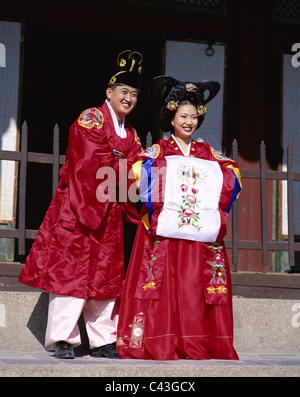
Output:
[{"xmin": 0, "ymin": 121, "xmax": 300, "ymax": 270}]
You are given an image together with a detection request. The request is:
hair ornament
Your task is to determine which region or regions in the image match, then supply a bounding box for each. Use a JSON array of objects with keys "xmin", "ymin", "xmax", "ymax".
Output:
[
  {"xmin": 166, "ymin": 100, "xmax": 179, "ymax": 111},
  {"xmin": 186, "ymin": 83, "xmax": 197, "ymax": 92},
  {"xmin": 197, "ymin": 105, "xmax": 207, "ymax": 116}
]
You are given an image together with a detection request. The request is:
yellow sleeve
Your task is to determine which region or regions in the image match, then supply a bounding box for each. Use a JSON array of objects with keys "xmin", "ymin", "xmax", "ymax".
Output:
[
  {"xmin": 132, "ymin": 160, "xmax": 143, "ymax": 191},
  {"xmin": 226, "ymin": 164, "xmax": 242, "ymax": 198}
]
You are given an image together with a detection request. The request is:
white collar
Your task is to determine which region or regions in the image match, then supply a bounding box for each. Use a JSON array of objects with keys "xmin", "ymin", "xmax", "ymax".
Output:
[
  {"xmin": 172, "ymin": 134, "xmax": 191, "ymax": 156},
  {"xmin": 105, "ymin": 99, "xmax": 126, "ymax": 138}
]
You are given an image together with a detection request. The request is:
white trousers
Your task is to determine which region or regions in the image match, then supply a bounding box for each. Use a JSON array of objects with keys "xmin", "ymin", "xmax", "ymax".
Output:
[{"xmin": 45, "ymin": 293, "xmax": 119, "ymax": 350}]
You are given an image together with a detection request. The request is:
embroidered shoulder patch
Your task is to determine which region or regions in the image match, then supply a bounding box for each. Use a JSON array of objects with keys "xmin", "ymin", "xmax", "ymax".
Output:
[
  {"xmin": 134, "ymin": 130, "xmax": 142, "ymax": 146},
  {"xmin": 211, "ymin": 147, "xmax": 233, "ymax": 162},
  {"xmin": 112, "ymin": 149, "xmax": 126, "ymax": 159},
  {"xmin": 139, "ymin": 143, "xmax": 160, "ymax": 159},
  {"xmin": 78, "ymin": 108, "xmax": 104, "ymax": 130}
]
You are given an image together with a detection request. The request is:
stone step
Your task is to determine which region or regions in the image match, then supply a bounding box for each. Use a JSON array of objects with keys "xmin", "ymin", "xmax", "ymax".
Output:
[
  {"xmin": 0, "ymin": 350, "xmax": 300, "ymax": 377},
  {"xmin": 1, "ymin": 291, "xmax": 299, "ymax": 354},
  {"xmin": 0, "ymin": 291, "xmax": 299, "ymax": 377}
]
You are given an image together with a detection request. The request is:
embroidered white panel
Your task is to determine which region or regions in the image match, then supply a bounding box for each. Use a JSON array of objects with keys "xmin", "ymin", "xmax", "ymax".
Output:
[{"xmin": 156, "ymin": 155, "xmax": 223, "ymax": 242}]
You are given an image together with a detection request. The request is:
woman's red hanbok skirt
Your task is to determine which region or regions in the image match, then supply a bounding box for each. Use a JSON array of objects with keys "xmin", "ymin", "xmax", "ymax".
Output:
[{"xmin": 117, "ymin": 221, "xmax": 239, "ymax": 361}]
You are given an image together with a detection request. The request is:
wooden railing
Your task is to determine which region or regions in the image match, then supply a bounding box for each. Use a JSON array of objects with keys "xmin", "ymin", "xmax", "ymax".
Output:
[
  {"xmin": 0, "ymin": 122, "xmax": 65, "ymax": 254},
  {"xmin": 225, "ymin": 140, "xmax": 300, "ymax": 271},
  {"xmin": 0, "ymin": 122, "xmax": 299, "ymax": 271}
]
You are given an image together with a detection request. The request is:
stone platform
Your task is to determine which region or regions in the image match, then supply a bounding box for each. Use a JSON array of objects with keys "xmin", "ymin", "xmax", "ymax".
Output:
[
  {"xmin": 0, "ymin": 350, "xmax": 300, "ymax": 377},
  {"xmin": 0, "ymin": 291, "xmax": 299, "ymax": 377}
]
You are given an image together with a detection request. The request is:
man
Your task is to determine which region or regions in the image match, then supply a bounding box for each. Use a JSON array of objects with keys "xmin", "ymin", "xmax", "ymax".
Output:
[{"xmin": 19, "ymin": 50, "xmax": 143, "ymax": 359}]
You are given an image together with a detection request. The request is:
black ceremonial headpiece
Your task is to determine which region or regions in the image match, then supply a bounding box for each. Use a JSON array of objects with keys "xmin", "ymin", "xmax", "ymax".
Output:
[
  {"xmin": 149, "ymin": 75, "xmax": 220, "ymax": 131},
  {"xmin": 108, "ymin": 50, "xmax": 143, "ymax": 91}
]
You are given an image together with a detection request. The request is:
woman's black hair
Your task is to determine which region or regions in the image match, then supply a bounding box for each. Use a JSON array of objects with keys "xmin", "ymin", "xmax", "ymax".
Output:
[
  {"xmin": 160, "ymin": 83, "xmax": 205, "ymax": 132},
  {"xmin": 149, "ymin": 76, "xmax": 220, "ymax": 132}
]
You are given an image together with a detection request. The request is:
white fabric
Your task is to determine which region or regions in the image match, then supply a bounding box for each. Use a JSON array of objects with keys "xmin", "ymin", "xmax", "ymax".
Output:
[
  {"xmin": 105, "ymin": 99, "xmax": 126, "ymax": 138},
  {"xmin": 156, "ymin": 155, "xmax": 223, "ymax": 242},
  {"xmin": 172, "ymin": 134, "xmax": 191, "ymax": 157},
  {"xmin": 172, "ymin": 134, "xmax": 191, "ymax": 156},
  {"xmin": 45, "ymin": 293, "xmax": 119, "ymax": 350}
]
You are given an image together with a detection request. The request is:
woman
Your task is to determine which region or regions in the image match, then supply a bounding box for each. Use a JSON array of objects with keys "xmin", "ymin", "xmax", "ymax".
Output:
[{"xmin": 117, "ymin": 76, "xmax": 242, "ymax": 360}]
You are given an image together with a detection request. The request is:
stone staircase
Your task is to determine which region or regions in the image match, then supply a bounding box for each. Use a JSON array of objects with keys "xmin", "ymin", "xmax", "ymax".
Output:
[{"xmin": 0, "ymin": 291, "xmax": 299, "ymax": 376}]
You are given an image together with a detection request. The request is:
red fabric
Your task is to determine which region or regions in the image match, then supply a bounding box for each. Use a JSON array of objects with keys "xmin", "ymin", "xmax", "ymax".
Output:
[
  {"xmin": 18, "ymin": 101, "xmax": 141, "ymax": 300},
  {"xmin": 116, "ymin": 138, "xmax": 239, "ymax": 360}
]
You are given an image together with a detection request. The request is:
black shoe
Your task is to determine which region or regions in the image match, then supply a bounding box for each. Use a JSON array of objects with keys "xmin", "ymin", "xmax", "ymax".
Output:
[
  {"xmin": 54, "ymin": 341, "xmax": 75, "ymax": 359},
  {"xmin": 91, "ymin": 342, "xmax": 119, "ymax": 358}
]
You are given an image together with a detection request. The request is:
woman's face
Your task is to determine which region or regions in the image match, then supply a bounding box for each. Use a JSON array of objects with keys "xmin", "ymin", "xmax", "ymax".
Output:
[{"xmin": 171, "ymin": 104, "xmax": 198, "ymax": 141}]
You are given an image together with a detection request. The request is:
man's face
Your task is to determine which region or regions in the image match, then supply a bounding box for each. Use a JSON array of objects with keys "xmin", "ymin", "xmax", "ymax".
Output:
[{"xmin": 106, "ymin": 85, "xmax": 138, "ymax": 122}]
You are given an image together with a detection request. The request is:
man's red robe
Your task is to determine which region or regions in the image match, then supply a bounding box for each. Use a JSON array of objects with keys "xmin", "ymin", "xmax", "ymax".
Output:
[{"xmin": 19, "ymin": 101, "xmax": 142, "ymax": 300}]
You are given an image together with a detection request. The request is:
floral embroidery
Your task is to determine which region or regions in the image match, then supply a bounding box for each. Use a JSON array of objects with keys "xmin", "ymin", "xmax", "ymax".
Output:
[
  {"xmin": 209, "ymin": 242, "xmax": 223, "ymax": 254},
  {"xmin": 177, "ymin": 165, "xmax": 207, "ymax": 230},
  {"xmin": 143, "ymin": 280, "xmax": 156, "ymax": 290},
  {"xmin": 207, "ymin": 286, "xmax": 216, "ymax": 294},
  {"xmin": 129, "ymin": 312, "xmax": 145, "ymax": 349},
  {"xmin": 78, "ymin": 108, "xmax": 104, "ymax": 130},
  {"xmin": 143, "ymin": 238, "xmax": 160, "ymax": 291},
  {"xmin": 217, "ymin": 285, "xmax": 227, "ymax": 294},
  {"xmin": 206, "ymin": 242, "xmax": 227, "ymax": 295}
]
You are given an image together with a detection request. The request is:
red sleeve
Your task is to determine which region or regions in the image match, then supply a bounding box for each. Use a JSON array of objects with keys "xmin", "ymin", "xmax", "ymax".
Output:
[
  {"xmin": 119, "ymin": 128, "xmax": 143, "ymax": 225},
  {"xmin": 125, "ymin": 127, "xmax": 144, "ymax": 165},
  {"xmin": 61, "ymin": 119, "xmax": 114, "ymax": 230}
]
